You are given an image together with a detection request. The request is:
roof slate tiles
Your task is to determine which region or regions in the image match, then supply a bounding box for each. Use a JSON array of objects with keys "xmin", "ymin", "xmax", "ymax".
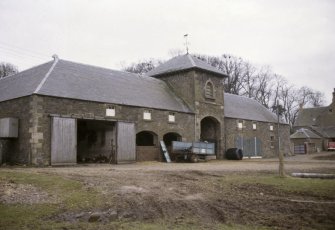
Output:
[
  {"xmin": 0, "ymin": 59, "xmax": 191, "ymax": 113},
  {"xmin": 290, "ymin": 128, "xmax": 321, "ymax": 139},
  {"xmin": 146, "ymin": 54, "xmax": 227, "ymax": 77},
  {"xmin": 224, "ymin": 93, "xmax": 283, "ymax": 123}
]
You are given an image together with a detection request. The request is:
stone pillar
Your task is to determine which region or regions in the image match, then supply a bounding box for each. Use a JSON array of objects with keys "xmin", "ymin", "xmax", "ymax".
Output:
[{"xmin": 28, "ymin": 95, "xmax": 45, "ymax": 165}]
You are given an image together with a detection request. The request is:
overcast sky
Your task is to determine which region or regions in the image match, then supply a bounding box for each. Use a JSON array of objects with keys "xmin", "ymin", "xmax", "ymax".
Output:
[{"xmin": 1, "ymin": 0, "xmax": 334, "ymax": 103}]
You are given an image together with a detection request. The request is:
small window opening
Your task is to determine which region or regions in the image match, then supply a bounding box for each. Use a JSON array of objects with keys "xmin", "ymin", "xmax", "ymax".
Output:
[
  {"xmin": 168, "ymin": 113, "xmax": 175, "ymax": 122},
  {"xmin": 270, "ymin": 125, "xmax": 274, "ymax": 131},
  {"xmin": 106, "ymin": 106, "xmax": 115, "ymax": 117},
  {"xmin": 143, "ymin": 110, "xmax": 152, "ymax": 120},
  {"xmin": 237, "ymin": 121, "xmax": 243, "ymax": 130},
  {"xmin": 252, "ymin": 123, "xmax": 257, "ymax": 130}
]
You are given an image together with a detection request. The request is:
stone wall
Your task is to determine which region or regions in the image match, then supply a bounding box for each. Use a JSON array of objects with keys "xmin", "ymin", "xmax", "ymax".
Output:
[
  {"xmin": 291, "ymin": 138, "xmax": 323, "ymax": 154},
  {"xmin": 225, "ymin": 117, "xmax": 291, "ymax": 158},
  {"xmin": 0, "ymin": 96, "xmax": 32, "ymax": 164},
  {"xmin": 156, "ymin": 70, "xmax": 226, "ymax": 158},
  {"xmin": 157, "ymin": 71, "xmax": 196, "ymax": 111},
  {"xmin": 136, "ymin": 146, "xmax": 161, "ymax": 161},
  {"xmin": 35, "ymin": 95, "xmax": 195, "ymax": 165}
]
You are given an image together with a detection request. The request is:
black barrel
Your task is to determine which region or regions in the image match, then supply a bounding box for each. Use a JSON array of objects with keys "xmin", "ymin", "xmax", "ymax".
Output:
[{"xmin": 225, "ymin": 148, "xmax": 243, "ymax": 160}]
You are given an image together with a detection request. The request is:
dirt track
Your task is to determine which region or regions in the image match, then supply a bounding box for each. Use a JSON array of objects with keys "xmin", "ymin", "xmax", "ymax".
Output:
[{"xmin": 2, "ymin": 152, "xmax": 335, "ymax": 229}]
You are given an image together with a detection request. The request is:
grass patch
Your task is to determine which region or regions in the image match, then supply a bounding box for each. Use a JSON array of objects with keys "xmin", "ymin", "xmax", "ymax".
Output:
[
  {"xmin": 0, "ymin": 170, "xmax": 104, "ymax": 229},
  {"xmin": 220, "ymin": 173, "xmax": 335, "ymax": 198}
]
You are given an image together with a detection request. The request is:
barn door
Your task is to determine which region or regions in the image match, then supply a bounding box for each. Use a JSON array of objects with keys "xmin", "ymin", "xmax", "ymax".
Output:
[
  {"xmin": 116, "ymin": 122, "xmax": 136, "ymax": 163},
  {"xmin": 51, "ymin": 117, "xmax": 77, "ymax": 165}
]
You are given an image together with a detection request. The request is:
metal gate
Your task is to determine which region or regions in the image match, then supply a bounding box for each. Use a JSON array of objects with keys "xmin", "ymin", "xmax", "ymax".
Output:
[
  {"xmin": 51, "ymin": 117, "xmax": 77, "ymax": 165},
  {"xmin": 235, "ymin": 136, "xmax": 262, "ymax": 157},
  {"xmin": 294, "ymin": 144, "xmax": 306, "ymax": 154},
  {"xmin": 116, "ymin": 122, "xmax": 136, "ymax": 163}
]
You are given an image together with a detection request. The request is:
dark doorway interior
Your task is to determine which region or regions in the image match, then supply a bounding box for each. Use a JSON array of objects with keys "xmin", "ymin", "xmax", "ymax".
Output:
[
  {"xmin": 163, "ymin": 132, "xmax": 182, "ymax": 147},
  {"xmin": 77, "ymin": 119, "xmax": 116, "ymax": 163},
  {"xmin": 136, "ymin": 131, "xmax": 159, "ymax": 161},
  {"xmin": 136, "ymin": 131, "xmax": 157, "ymax": 146},
  {"xmin": 200, "ymin": 116, "xmax": 220, "ymax": 154}
]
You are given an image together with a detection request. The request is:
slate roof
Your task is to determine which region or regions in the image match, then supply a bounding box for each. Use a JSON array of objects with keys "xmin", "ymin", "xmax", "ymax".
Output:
[
  {"xmin": 0, "ymin": 58, "xmax": 192, "ymax": 113},
  {"xmin": 0, "ymin": 62, "xmax": 54, "ymax": 102},
  {"xmin": 294, "ymin": 107, "xmax": 328, "ymax": 126},
  {"xmin": 310, "ymin": 126, "xmax": 335, "ymax": 138},
  {"xmin": 321, "ymin": 126, "xmax": 335, "ymax": 138},
  {"xmin": 290, "ymin": 128, "xmax": 321, "ymax": 139},
  {"xmin": 146, "ymin": 54, "xmax": 228, "ymax": 77},
  {"xmin": 224, "ymin": 93, "xmax": 284, "ymax": 123}
]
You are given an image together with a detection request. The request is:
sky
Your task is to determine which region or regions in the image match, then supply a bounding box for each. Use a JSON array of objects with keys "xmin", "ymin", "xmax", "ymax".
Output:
[{"xmin": 0, "ymin": 0, "xmax": 334, "ymax": 104}]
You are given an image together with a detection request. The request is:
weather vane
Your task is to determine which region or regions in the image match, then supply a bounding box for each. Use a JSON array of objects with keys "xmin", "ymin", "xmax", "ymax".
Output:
[{"xmin": 184, "ymin": 34, "xmax": 189, "ymax": 54}]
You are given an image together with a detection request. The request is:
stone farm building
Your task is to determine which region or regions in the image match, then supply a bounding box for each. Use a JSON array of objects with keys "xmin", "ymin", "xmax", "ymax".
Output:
[
  {"xmin": 291, "ymin": 89, "xmax": 335, "ymax": 154},
  {"xmin": 0, "ymin": 54, "xmax": 290, "ymax": 165}
]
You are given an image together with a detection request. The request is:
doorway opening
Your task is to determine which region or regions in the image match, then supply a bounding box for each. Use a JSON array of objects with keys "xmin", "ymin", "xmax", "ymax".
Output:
[
  {"xmin": 200, "ymin": 116, "xmax": 220, "ymax": 155},
  {"xmin": 77, "ymin": 119, "xmax": 116, "ymax": 163},
  {"xmin": 136, "ymin": 131, "xmax": 159, "ymax": 161}
]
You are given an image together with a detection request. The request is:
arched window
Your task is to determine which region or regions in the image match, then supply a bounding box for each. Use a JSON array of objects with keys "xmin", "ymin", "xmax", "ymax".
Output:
[{"xmin": 205, "ymin": 81, "xmax": 214, "ymax": 99}]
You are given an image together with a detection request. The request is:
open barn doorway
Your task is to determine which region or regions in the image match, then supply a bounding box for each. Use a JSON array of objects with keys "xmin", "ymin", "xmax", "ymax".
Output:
[
  {"xmin": 77, "ymin": 119, "xmax": 116, "ymax": 163},
  {"xmin": 200, "ymin": 116, "xmax": 220, "ymax": 155},
  {"xmin": 136, "ymin": 131, "xmax": 159, "ymax": 161}
]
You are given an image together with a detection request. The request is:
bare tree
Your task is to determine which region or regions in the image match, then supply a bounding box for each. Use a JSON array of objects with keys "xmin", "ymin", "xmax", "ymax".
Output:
[
  {"xmin": 308, "ymin": 90, "xmax": 324, "ymax": 107},
  {"xmin": 240, "ymin": 61, "xmax": 257, "ymax": 98},
  {"xmin": 123, "ymin": 59, "xmax": 162, "ymax": 75},
  {"xmin": 0, "ymin": 62, "xmax": 18, "ymax": 78},
  {"xmin": 196, "ymin": 54, "xmax": 247, "ymax": 95},
  {"xmin": 253, "ymin": 67, "xmax": 274, "ymax": 108}
]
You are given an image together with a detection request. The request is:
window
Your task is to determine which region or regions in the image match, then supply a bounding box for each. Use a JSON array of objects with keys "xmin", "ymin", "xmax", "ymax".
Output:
[
  {"xmin": 237, "ymin": 121, "xmax": 243, "ymax": 130},
  {"xmin": 143, "ymin": 110, "xmax": 151, "ymax": 120},
  {"xmin": 106, "ymin": 106, "xmax": 115, "ymax": 117},
  {"xmin": 252, "ymin": 122, "xmax": 257, "ymax": 130},
  {"xmin": 270, "ymin": 135, "xmax": 275, "ymax": 148},
  {"xmin": 270, "ymin": 125, "xmax": 274, "ymax": 131},
  {"xmin": 205, "ymin": 81, "xmax": 214, "ymax": 99},
  {"xmin": 168, "ymin": 113, "xmax": 175, "ymax": 122}
]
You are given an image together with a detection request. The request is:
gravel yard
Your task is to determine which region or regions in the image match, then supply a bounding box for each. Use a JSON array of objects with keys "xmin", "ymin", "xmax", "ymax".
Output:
[{"xmin": 1, "ymin": 152, "xmax": 335, "ymax": 229}]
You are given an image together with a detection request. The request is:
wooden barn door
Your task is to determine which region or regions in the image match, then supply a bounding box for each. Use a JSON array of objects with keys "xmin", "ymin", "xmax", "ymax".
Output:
[
  {"xmin": 51, "ymin": 117, "xmax": 77, "ymax": 165},
  {"xmin": 116, "ymin": 122, "xmax": 136, "ymax": 163}
]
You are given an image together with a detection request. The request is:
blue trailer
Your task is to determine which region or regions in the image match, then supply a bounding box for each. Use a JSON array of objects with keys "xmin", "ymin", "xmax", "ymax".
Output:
[{"xmin": 171, "ymin": 141, "xmax": 215, "ymax": 162}]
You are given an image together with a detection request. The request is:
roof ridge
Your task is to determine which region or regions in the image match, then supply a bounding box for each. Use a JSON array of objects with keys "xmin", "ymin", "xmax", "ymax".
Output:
[
  {"xmin": 187, "ymin": 54, "xmax": 196, "ymax": 67},
  {"xmin": 34, "ymin": 58, "xmax": 59, "ymax": 93},
  {"xmin": 301, "ymin": 128, "xmax": 310, "ymax": 138}
]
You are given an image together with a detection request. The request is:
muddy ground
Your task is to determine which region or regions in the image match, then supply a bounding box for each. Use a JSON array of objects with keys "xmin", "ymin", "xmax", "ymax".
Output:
[{"xmin": 1, "ymin": 152, "xmax": 335, "ymax": 229}]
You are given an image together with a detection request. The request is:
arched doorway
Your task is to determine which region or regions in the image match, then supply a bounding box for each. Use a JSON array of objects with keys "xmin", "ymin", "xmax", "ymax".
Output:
[
  {"xmin": 163, "ymin": 132, "xmax": 182, "ymax": 147},
  {"xmin": 200, "ymin": 116, "xmax": 220, "ymax": 154},
  {"xmin": 163, "ymin": 132, "xmax": 182, "ymax": 161},
  {"xmin": 136, "ymin": 131, "xmax": 157, "ymax": 146},
  {"xmin": 136, "ymin": 131, "xmax": 159, "ymax": 161}
]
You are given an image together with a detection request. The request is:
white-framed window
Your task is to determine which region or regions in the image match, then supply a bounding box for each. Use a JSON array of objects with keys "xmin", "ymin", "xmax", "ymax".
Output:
[
  {"xmin": 168, "ymin": 112, "xmax": 175, "ymax": 122},
  {"xmin": 270, "ymin": 125, "xmax": 274, "ymax": 131},
  {"xmin": 252, "ymin": 122, "xmax": 257, "ymax": 130},
  {"xmin": 237, "ymin": 121, "xmax": 243, "ymax": 130},
  {"xmin": 106, "ymin": 106, "xmax": 115, "ymax": 117},
  {"xmin": 143, "ymin": 110, "xmax": 152, "ymax": 120}
]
